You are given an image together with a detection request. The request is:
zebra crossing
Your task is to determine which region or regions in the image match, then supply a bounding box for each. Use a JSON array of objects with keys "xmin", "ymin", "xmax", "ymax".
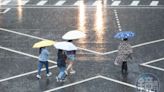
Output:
[
  {"xmin": 0, "ymin": 0, "xmax": 163, "ymax": 14},
  {"xmin": 0, "ymin": 0, "xmax": 163, "ymax": 7}
]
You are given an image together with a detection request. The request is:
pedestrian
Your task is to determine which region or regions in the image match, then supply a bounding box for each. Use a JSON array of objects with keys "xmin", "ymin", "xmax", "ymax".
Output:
[
  {"xmin": 114, "ymin": 38, "xmax": 133, "ymax": 73},
  {"xmin": 36, "ymin": 47, "xmax": 52, "ymax": 79},
  {"xmin": 56, "ymin": 49, "xmax": 67, "ymax": 82},
  {"xmin": 65, "ymin": 40, "xmax": 76, "ymax": 75}
]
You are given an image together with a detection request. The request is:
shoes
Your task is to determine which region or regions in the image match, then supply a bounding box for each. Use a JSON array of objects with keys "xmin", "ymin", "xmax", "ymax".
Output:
[
  {"xmin": 70, "ymin": 70, "xmax": 76, "ymax": 74},
  {"xmin": 36, "ymin": 74, "xmax": 41, "ymax": 79},
  {"xmin": 64, "ymin": 70, "xmax": 68, "ymax": 75},
  {"xmin": 46, "ymin": 72, "xmax": 52, "ymax": 77},
  {"xmin": 56, "ymin": 76, "xmax": 59, "ymax": 82}
]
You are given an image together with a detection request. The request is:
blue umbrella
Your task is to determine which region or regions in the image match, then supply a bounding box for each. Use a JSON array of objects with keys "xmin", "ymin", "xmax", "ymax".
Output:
[{"xmin": 114, "ymin": 31, "xmax": 135, "ymax": 39}]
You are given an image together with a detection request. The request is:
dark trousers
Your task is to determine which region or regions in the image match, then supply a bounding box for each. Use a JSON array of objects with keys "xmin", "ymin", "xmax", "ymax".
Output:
[{"xmin": 122, "ymin": 61, "xmax": 127, "ymax": 72}]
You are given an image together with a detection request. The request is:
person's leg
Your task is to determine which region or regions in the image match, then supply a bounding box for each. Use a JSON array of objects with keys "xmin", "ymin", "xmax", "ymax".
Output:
[
  {"xmin": 45, "ymin": 61, "xmax": 52, "ymax": 77},
  {"xmin": 121, "ymin": 62, "xmax": 124, "ymax": 73},
  {"xmin": 38, "ymin": 61, "xmax": 43, "ymax": 75},
  {"xmin": 124, "ymin": 62, "xmax": 128, "ymax": 72},
  {"xmin": 37, "ymin": 61, "xmax": 43, "ymax": 79}
]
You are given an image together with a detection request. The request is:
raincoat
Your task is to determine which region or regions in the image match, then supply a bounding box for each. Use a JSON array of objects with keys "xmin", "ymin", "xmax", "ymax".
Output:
[{"xmin": 115, "ymin": 41, "xmax": 133, "ymax": 65}]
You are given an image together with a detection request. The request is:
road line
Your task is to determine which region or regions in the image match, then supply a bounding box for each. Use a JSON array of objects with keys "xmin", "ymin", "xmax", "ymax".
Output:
[
  {"xmin": 150, "ymin": 1, "xmax": 159, "ymax": 6},
  {"xmin": 55, "ymin": 0, "xmax": 66, "ymax": 6},
  {"xmin": 1, "ymin": 0, "xmax": 11, "ymax": 5},
  {"xmin": 141, "ymin": 64, "xmax": 164, "ymax": 72},
  {"xmin": 2, "ymin": 8, "xmax": 11, "ymax": 13},
  {"xmin": 141, "ymin": 57, "xmax": 164, "ymax": 65},
  {"xmin": 99, "ymin": 75, "xmax": 154, "ymax": 92},
  {"xmin": 21, "ymin": 0, "xmax": 30, "ymax": 5},
  {"xmin": 74, "ymin": 0, "xmax": 81, "ymax": 6},
  {"xmin": 0, "ymin": 28, "xmax": 46, "ymax": 40},
  {"xmin": 0, "ymin": 65, "xmax": 57, "ymax": 82},
  {"xmin": 130, "ymin": 1, "xmax": 140, "ymax": 6},
  {"xmin": 0, "ymin": 45, "xmax": 56, "ymax": 64},
  {"xmin": 44, "ymin": 75, "xmax": 100, "ymax": 92},
  {"xmin": 111, "ymin": 1, "xmax": 121, "ymax": 6},
  {"xmin": 36, "ymin": 0, "xmax": 48, "ymax": 6},
  {"xmin": 132, "ymin": 38, "xmax": 164, "ymax": 48},
  {"xmin": 1, "ymin": 28, "xmax": 164, "ymax": 55},
  {"xmin": 92, "ymin": 0, "xmax": 99, "ymax": 6}
]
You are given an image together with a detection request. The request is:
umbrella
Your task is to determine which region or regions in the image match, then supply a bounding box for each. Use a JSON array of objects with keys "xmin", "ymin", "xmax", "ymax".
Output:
[
  {"xmin": 33, "ymin": 40, "xmax": 55, "ymax": 48},
  {"xmin": 62, "ymin": 30, "xmax": 86, "ymax": 40},
  {"xmin": 54, "ymin": 41, "xmax": 77, "ymax": 51},
  {"xmin": 114, "ymin": 31, "xmax": 135, "ymax": 39}
]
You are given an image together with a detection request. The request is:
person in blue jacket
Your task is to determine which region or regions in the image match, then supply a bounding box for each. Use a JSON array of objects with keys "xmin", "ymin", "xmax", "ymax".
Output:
[
  {"xmin": 36, "ymin": 47, "xmax": 52, "ymax": 79},
  {"xmin": 56, "ymin": 49, "xmax": 67, "ymax": 82}
]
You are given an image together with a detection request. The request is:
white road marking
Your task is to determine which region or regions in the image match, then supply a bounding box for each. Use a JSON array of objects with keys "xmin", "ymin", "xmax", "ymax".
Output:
[
  {"xmin": 0, "ymin": 28, "xmax": 45, "ymax": 40},
  {"xmin": 0, "ymin": 65, "xmax": 57, "ymax": 82},
  {"xmin": 0, "ymin": 28, "xmax": 164, "ymax": 56},
  {"xmin": 92, "ymin": 0, "xmax": 99, "ymax": 6},
  {"xmin": 2, "ymin": 8, "xmax": 11, "ymax": 13},
  {"xmin": 44, "ymin": 75, "xmax": 100, "ymax": 92},
  {"xmin": 1, "ymin": 0, "xmax": 11, "ymax": 5},
  {"xmin": 55, "ymin": 0, "xmax": 66, "ymax": 6},
  {"xmin": 141, "ymin": 57, "xmax": 164, "ymax": 65},
  {"xmin": 74, "ymin": 0, "xmax": 81, "ymax": 6},
  {"xmin": 141, "ymin": 64, "xmax": 164, "ymax": 72},
  {"xmin": 0, "ymin": 45, "xmax": 56, "ymax": 64},
  {"xmin": 130, "ymin": 1, "xmax": 140, "ymax": 6},
  {"xmin": 99, "ymin": 75, "xmax": 154, "ymax": 92},
  {"xmin": 111, "ymin": 1, "xmax": 121, "ymax": 6},
  {"xmin": 36, "ymin": 0, "xmax": 48, "ymax": 6},
  {"xmin": 150, "ymin": 1, "xmax": 159, "ymax": 6},
  {"xmin": 21, "ymin": 0, "xmax": 30, "ymax": 5}
]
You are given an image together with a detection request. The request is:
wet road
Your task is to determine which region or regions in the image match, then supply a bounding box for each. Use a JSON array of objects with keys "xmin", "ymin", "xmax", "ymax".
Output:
[{"xmin": 0, "ymin": 0, "xmax": 164, "ymax": 92}]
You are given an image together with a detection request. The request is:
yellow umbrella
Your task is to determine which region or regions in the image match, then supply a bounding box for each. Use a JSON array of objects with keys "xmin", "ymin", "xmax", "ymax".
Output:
[{"xmin": 33, "ymin": 40, "xmax": 55, "ymax": 48}]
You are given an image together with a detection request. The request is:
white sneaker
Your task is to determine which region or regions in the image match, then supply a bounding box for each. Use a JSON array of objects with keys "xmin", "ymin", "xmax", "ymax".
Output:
[
  {"xmin": 36, "ymin": 74, "xmax": 41, "ymax": 79},
  {"xmin": 70, "ymin": 70, "xmax": 76, "ymax": 74},
  {"xmin": 64, "ymin": 70, "xmax": 68, "ymax": 75},
  {"xmin": 46, "ymin": 72, "xmax": 52, "ymax": 77}
]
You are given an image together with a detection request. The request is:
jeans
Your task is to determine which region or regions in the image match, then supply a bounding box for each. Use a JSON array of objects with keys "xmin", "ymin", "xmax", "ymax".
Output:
[
  {"xmin": 38, "ymin": 61, "xmax": 49, "ymax": 75},
  {"xmin": 58, "ymin": 67, "xmax": 66, "ymax": 80}
]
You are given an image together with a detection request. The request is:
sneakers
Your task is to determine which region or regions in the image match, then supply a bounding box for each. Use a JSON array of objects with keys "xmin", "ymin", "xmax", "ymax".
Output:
[
  {"xmin": 36, "ymin": 74, "xmax": 41, "ymax": 79},
  {"xmin": 56, "ymin": 76, "xmax": 66, "ymax": 82},
  {"xmin": 64, "ymin": 70, "xmax": 68, "ymax": 75},
  {"xmin": 70, "ymin": 70, "xmax": 76, "ymax": 74},
  {"xmin": 46, "ymin": 72, "xmax": 52, "ymax": 77}
]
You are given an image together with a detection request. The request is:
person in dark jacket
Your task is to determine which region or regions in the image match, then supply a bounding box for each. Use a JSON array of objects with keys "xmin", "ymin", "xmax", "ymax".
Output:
[{"xmin": 56, "ymin": 49, "xmax": 67, "ymax": 82}]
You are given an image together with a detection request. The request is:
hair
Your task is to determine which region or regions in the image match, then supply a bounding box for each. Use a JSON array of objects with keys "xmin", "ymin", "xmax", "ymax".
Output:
[
  {"xmin": 68, "ymin": 40, "xmax": 73, "ymax": 42},
  {"xmin": 123, "ymin": 38, "xmax": 128, "ymax": 41},
  {"xmin": 39, "ymin": 47, "xmax": 45, "ymax": 54}
]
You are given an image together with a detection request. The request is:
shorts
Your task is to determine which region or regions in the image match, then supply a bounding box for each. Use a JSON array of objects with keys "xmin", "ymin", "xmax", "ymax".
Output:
[{"xmin": 67, "ymin": 55, "xmax": 75, "ymax": 61}]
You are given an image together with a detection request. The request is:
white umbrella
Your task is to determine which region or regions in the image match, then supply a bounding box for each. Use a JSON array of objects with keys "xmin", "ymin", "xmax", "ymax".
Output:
[
  {"xmin": 62, "ymin": 30, "xmax": 86, "ymax": 40},
  {"xmin": 54, "ymin": 41, "xmax": 78, "ymax": 51}
]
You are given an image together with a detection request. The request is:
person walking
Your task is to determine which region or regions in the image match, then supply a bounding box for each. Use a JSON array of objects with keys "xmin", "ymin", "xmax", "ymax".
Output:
[
  {"xmin": 56, "ymin": 49, "xmax": 67, "ymax": 82},
  {"xmin": 36, "ymin": 47, "xmax": 52, "ymax": 79},
  {"xmin": 65, "ymin": 40, "xmax": 76, "ymax": 75},
  {"xmin": 114, "ymin": 38, "xmax": 133, "ymax": 73}
]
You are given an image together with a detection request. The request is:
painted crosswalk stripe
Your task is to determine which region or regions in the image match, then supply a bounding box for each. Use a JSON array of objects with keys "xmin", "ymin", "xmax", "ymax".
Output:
[
  {"xmin": 74, "ymin": 0, "xmax": 82, "ymax": 6},
  {"xmin": 22, "ymin": 0, "xmax": 30, "ymax": 5},
  {"xmin": 92, "ymin": 0, "xmax": 99, "ymax": 6},
  {"xmin": 111, "ymin": 1, "xmax": 121, "ymax": 6},
  {"xmin": 36, "ymin": 0, "xmax": 48, "ymax": 6},
  {"xmin": 1, "ymin": 0, "xmax": 11, "ymax": 5},
  {"xmin": 55, "ymin": 0, "xmax": 66, "ymax": 6},
  {"xmin": 3, "ymin": 8, "xmax": 11, "ymax": 13},
  {"xmin": 150, "ymin": 1, "xmax": 159, "ymax": 6},
  {"xmin": 130, "ymin": 1, "xmax": 140, "ymax": 6}
]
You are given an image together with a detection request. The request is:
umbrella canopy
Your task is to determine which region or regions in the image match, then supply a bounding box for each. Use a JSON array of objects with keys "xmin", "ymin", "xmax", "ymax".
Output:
[
  {"xmin": 62, "ymin": 30, "xmax": 86, "ymax": 40},
  {"xmin": 33, "ymin": 40, "xmax": 55, "ymax": 48},
  {"xmin": 114, "ymin": 31, "xmax": 135, "ymax": 39},
  {"xmin": 54, "ymin": 41, "xmax": 77, "ymax": 51}
]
